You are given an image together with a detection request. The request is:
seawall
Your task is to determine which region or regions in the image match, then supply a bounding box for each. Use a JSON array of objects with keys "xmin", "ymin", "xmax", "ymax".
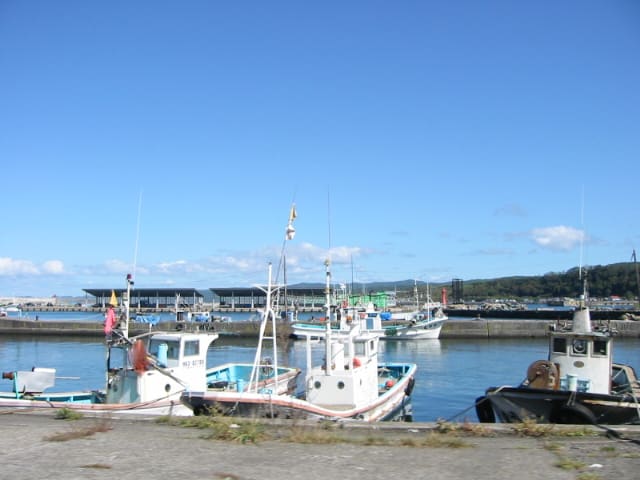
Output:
[{"xmin": 1, "ymin": 317, "xmax": 639, "ymax": 338}]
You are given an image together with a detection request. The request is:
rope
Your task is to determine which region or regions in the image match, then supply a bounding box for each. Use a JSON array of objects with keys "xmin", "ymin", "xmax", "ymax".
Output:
[{"xmin": 444, "ymin": 386, "xmax": 506, "ymax": 422}]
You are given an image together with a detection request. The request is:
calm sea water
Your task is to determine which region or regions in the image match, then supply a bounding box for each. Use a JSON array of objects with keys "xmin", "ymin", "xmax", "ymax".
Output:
[{"xmin": 1, "ymin": 332, "xmax": 637, "ymax": 422}]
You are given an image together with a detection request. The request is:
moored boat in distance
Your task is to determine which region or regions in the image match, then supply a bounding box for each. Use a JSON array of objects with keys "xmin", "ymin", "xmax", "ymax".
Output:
[
  {"xmin": 476, "ymin": 276, "xmax": 640, "ymax": 425},
  {"xmin": 376, "ymin": 280, "xmax": 447, "ymax": 340},
  {"xmin": 0, "ymin": 274, "xmax": 220, "ymax": 416}
]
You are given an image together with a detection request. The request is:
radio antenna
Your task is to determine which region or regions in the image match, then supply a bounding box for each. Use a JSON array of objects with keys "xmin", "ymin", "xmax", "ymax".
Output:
[{"xmin": 132, "ymin": 190, "xmax": 143, "ymax": 281}]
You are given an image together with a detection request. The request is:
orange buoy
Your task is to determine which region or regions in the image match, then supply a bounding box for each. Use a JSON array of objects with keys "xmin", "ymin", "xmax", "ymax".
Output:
[
  {"xmin": 352, "ymin": 357, "xmax": 362, "ymax": 368},
  {"xmin": 131, "ymin": 340, "xmax": 150, "ymax": 374},
  {"xmin": 385, "ymin": 379, "xmax": 396, "ymax": 389}
]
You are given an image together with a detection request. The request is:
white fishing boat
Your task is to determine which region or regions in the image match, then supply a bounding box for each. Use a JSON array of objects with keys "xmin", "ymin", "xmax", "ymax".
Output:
[
  {"xmin": 476, "ymin": 275, "xmax": 640, "ymax": 425},
  {"xmin": 0, "ymin": 305, "xmax": 22, "ymax": 317},
  {"xmin": 182, "ymin": 244, "xmax": 417, "ymax": 421},
  {"xmin": 383, "ymin": 281, "xmax": 447, "ymax": 340},
  {"xmin": 0, "ymin": 274, "xmax": 220, "ymax": 416},
  {"xmin": 382, "ymin": 308, "xmax": 447, "ymax": 340},
  {"xmin": 291, "ymin": 302, "xmax": 386, "ymax": 340},
  {"xmin": 292, "ymin": 281, "xmax": 447, "ymax": 341}
]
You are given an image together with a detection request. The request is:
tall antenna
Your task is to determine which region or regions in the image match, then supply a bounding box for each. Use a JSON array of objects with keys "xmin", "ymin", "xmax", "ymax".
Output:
[
  {"xmin": 632, "ymin": 249, "xmax": 640, "ymax": 306},
  {"xmin": 327, "ymin": 188, "xmax": 332, "ymax": 264},
  {"xmin": 324, "ymin": 189, "xmax": 332, "ymax": 374},
  {"xmin": 578, "ymin": 186, "xmax": 589, "ymax": 305},
  {"xmin": 132, "ymin": 190, "xmax": 143, "ymax": 281},
  {"xmin": 579, "ymin": 185, "xmax": 585, "ymax": 280}
]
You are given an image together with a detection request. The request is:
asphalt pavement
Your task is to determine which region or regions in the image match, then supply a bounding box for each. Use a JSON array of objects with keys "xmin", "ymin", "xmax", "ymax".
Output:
[{"xmin": 0, "ymin": 411, "xmax": 638, "ymax": 480}]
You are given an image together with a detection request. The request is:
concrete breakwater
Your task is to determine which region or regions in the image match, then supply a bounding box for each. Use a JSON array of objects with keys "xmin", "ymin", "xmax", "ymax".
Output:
[
  {"xmin": 444, "ymin": 307, "xmax": 640, "ymax": 321},
  {"xmin": 1, "ymin": 317, "xmax": 639, "ymax": 338}
]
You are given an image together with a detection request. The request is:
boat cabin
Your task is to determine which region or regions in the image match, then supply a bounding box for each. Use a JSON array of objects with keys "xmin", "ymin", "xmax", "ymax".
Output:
[
  {"xmin": 546, "ymin": 306, "xmax": 612, "ymax": 395},
  {"xmin": 106, "ymin": 331, "xmax": 218, "ymax": 404},
  {"xmin": 548, "ymin": 330, "xmax": 612, "ymax": 394},
  {"xmin": 305, "ymin": 328, "xmax": 381, "ymax": 410}
]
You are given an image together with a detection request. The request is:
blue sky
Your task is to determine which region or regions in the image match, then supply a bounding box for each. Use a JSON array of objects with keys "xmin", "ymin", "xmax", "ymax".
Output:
[{"xmin": 1, "ymin": 1, "xmax": 639, "ymax": 297}]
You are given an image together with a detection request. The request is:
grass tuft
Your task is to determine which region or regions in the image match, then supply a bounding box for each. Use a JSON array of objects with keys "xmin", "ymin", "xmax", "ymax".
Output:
[
  {"xmin": 80, "ymin": 463, "xmax": 112, "ymax": 469},
  {"xmin": 555, "ymin": 456, "xmax": 586, "ymax": 470},
  {"xmin": 44, "ymin": 420, "xmax": 112, "ymax": 442},
  {"xmin": 54, "ymin": 408, "xmax": 84, "ymax": 420}
]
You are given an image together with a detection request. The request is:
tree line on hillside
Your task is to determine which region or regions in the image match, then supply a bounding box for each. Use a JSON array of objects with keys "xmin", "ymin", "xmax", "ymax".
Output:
[{"xmin": 385, "ymin": 262, "xmax": 640, "ymax": 302}]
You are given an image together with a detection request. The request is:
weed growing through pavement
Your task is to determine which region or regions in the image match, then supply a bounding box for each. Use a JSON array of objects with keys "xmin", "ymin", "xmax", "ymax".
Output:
[
  {"xmin": 159, "ymin": 415, "xmax": 265, "ymax": 444},
  {"xmin": 54, "ymin": 408, "xmax": 84, "ymax": 420},
  {"xmin": 555, "ymin": 456, "xmax": 587, "ymax": 471},
  {"xmin": 44, "ymin": 420, "xmax": 112, "ymax": 442},
  {"xmin": 575, "ymin": 473, "xmax": 602, "ymax": 480}
]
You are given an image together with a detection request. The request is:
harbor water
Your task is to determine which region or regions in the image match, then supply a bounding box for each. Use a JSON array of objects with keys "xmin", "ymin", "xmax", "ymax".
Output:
[{"xmin": 1, "ymin": 331, "xmax": 637, "ymax": 422}]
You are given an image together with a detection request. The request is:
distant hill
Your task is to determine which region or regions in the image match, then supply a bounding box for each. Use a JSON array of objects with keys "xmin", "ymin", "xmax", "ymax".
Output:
[
  {"xmin": 289, "ymin": 262, "xmax": 640, "ymax": 301},
  {"xmin": 56, "ymin": 262, "xmax": 639, "ymax": 305}
]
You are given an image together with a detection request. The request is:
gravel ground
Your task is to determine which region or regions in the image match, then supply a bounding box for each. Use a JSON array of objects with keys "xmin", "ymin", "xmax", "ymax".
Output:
[{"xmin": 0, "ymin": 411, "xmax": 638, "ymax": 480}]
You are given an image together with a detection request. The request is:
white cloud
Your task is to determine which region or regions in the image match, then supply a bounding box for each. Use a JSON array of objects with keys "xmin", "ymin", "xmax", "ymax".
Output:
[
  {"xmin": 104, "ymin": 259, "xmax": 132, "ymax": 273},
  {"xmin": 0, "ymin": 257, "xmax": 39, "ymax": 275},
  {"xmin": 0, "ymin": 257, "xmax": 66, "ymax": 276},
  {"xmin": 530, "ymin": 226, "xmax": 585, "ymax": 251},
  {"xmin": 42, "ymin": 260, "xmax": 65, "ymax": 274}
]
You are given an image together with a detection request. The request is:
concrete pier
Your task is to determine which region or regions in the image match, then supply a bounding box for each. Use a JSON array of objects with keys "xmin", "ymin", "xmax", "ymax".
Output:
[
  {"xmin": 0, "ymin": 412, "xmax": 638, "ymax": 480},
  {"xmin": 1, "ymin": 317, "xmax": 639, "ymax": 338}
]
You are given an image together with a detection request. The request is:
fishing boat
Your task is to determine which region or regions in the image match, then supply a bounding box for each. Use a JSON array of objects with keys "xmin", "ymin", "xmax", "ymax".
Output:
[
  {"xmin": 384, "ymin": 281, "xmax": 447, "ymax": 340},
  {"xmin": 182, "ymin": 251, "xmax": 417, "ymax": 421},
  {"xmin": 0, "ymin": 274, "xmax": 220, "ymax": 416},
  {"xmin": 291, "ymin": 283, "xmax": 447, "ymax": 341},
  {"xmin": 0, "ymin": 305, "xmax": 22, "ymax": 317},
  {"xmin": 475, "ymin": 277, "xmax": 640, "ymax": 425},
  {"xmin": 291, "ymin": 302, "xmax": 386, "ymax": 340},
  {"xmin": 382, "ymin": 307, "xmax": 447, "ymax": 340}
]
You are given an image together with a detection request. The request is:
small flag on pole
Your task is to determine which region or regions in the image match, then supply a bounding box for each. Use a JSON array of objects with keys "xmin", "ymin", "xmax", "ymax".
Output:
[
  {"xmin": 109, "ymin": 289, "xmax": 118, "ymax": 307},
  {"xmin": 286, "ymin": 203, "xmax": 297, "ymax": 240}
]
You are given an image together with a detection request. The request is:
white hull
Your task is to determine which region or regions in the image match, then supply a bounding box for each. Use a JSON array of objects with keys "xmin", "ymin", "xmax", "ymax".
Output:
[
  {"xmin": 382, "ymin": 318, "xmax": 445, "ymax": 340},
  {"xmin": 0, "ymin": 394, "xmax": 193, "ymax": 416},
  {"xmin": 182, "ymin": 363, "xmax": 416, "ymax": 422}
]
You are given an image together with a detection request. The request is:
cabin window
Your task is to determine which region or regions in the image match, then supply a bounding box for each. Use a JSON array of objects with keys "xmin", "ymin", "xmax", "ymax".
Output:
[
  {"xmin": 593, "ymin": 340, "xmax": 608, "ymax": 356},
  {"xmin": 184, "ymin": 340, "xmax": 200, "ymax": 356},
  {"xmin": 552, "ymin": 338, "xmax": 567, "ymax": 354},
  {"xmin": 149, "ymin": 339, "xmax": 180, "ymax": 360},
  {"xmin": 571, "ymin": 339, "xmax": 587, "ymax": 356}
]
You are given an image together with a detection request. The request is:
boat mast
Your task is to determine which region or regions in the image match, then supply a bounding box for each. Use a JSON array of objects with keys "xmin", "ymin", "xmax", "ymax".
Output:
[
  {"xmin": 324, "ymin": 258, "xmax": 332, "ymax": 375},
  {"xmin": 248, "ymin": 263, "xmax": 278, "ymax": 392},
  {"xmin": 247, "ymin": 204, "xmax": 297, "ymax": 392},
  {"xmin": 633, "ymin": 249, "xmax": 640, "ymax": 308},
  {"xmin": 122, "ymin": 273, "xmax": 133, "ymax": 339}
]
